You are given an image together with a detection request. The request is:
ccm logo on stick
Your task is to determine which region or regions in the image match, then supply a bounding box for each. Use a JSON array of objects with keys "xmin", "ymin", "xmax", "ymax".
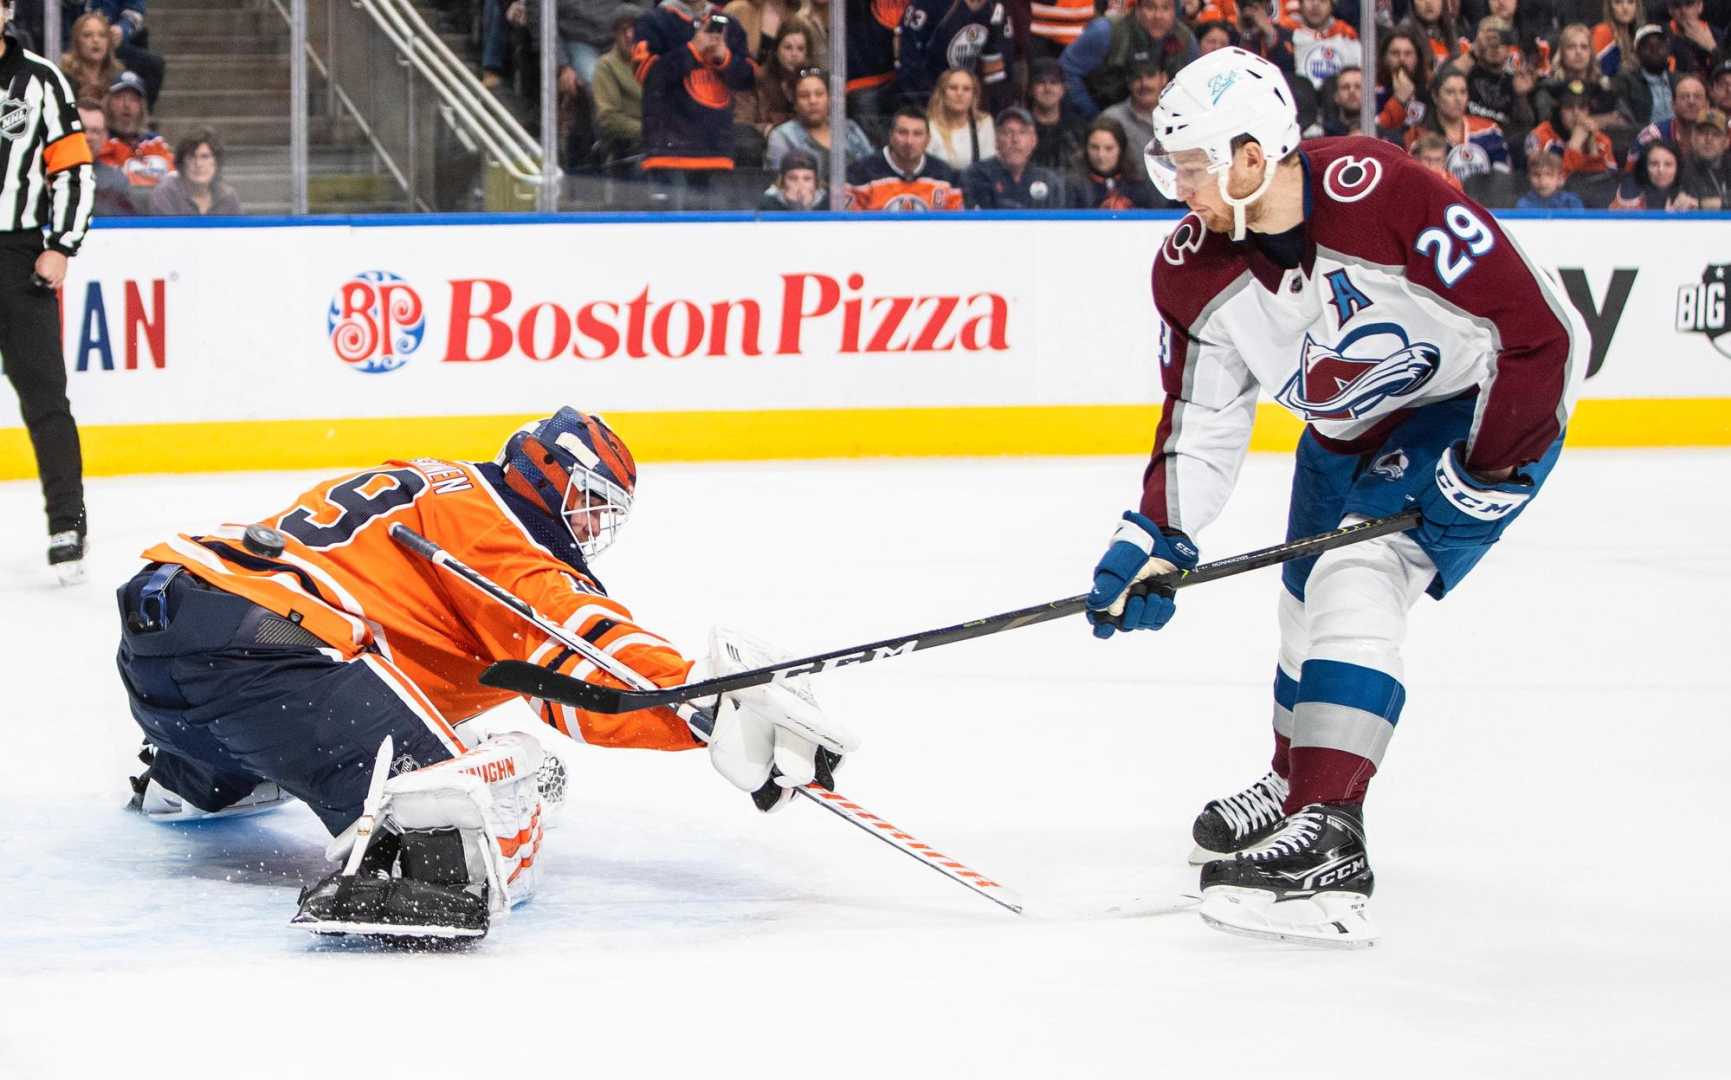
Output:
[{"xmin": 771, "ymin": 641, "xmax": 920, "ymax": 682}]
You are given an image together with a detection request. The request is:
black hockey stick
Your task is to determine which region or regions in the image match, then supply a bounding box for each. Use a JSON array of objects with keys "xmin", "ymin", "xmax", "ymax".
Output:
[{"xmin": 479, "ymin": 508, "xmax": 1422, "ymax": 714}]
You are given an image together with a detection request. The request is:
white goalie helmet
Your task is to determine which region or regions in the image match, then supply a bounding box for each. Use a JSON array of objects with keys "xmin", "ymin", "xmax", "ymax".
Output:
[{"xmin": 1145, "ymin": 47, "xmax": 1301, "ymax": 240}]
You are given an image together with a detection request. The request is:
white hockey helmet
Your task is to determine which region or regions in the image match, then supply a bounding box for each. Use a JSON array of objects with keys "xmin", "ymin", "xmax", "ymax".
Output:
[{"xmin": 1145, "ymin": 47, "xmax": 1302, "ymax": 240}]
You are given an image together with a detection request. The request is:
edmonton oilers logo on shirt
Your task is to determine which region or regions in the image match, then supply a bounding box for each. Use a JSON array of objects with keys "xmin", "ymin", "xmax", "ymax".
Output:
[
  {"xmin": 1675, "ymin": 263, "xmax": 1731, "ymax": 358},
  {"xmin": 326, "ymin": 270, "xmax": 425, "ymax": 374},
  {"xmin": 946, "ymin": 23, "xmax": 989, "ymax": 70},
  {"xmin": 1275, "ymin": 322, "xmax": 1441, "ymax": 421}
]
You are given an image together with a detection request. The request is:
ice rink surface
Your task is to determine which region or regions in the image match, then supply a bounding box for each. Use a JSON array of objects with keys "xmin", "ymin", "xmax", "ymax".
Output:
[{"xmin": 1, "ymin": 449, "xmax": 1726, "ymax": 1078}]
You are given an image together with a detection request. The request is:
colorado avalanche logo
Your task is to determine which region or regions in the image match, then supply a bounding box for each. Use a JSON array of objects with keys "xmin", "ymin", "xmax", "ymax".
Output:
[
  {"xmin": 1274, "ymin": 322, "xmax": 1440, "ymax": 422},
  {"xmin": 327, "ymin": 270, "xmax": 426, "ymax": 374}
]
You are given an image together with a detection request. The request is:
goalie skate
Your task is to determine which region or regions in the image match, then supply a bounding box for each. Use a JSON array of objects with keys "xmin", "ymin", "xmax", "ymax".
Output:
[
  {"xmin": 1196, "ymin": 803, "xmax": 1379, "ymax": 948},
  {"xmin": 128, "ymin": 746, "xmax": 297, "ymax": 822}
]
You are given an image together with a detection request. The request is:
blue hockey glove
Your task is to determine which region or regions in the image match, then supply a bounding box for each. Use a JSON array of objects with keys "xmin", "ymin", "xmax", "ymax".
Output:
[
  {"xmin": 1086, "ymin": 511, "xmax": 1199, "ymax": 639},
  {"xmin": 1409, "ymin": 442, "xmax": 1535, "ymax": 552}
]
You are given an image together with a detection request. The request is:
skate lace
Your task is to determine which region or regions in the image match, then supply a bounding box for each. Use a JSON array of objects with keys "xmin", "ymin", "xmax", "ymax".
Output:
[
  {"xmin": 1244, "ymin": 809, "xmax": 1325, "ymax": 860},
  {"xmin": 1212, "ymin": 772, "xmax": 1289, "ymax": 838}
]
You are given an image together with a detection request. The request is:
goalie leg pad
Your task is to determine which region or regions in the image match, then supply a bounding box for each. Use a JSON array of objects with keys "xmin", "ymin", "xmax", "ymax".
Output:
[{"xmin": 381, "ymin": 732, "xmax": 548, "ymax": 914}]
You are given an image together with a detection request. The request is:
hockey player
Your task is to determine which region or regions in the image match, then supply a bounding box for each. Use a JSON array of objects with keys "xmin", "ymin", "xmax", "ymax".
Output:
[
  {"xmin": 1084, "ymin": 48, "xmax": 1584, "ymax": 946},
  {"xmin": 115, "ymin": 407, "xmax": 858, "ymax": 940}
]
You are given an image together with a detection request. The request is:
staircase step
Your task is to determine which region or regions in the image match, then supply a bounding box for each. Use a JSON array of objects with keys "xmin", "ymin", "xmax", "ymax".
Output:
[
  {"xmin": 154, "ymin": 34, "xmax": 287, "ymax": 54},
  {"xmin": 149, "ymin": 8, "xmax": 277, "ymax": 38},
  {"xmin": 150, "ymin": 0, "xmax": 270, "ymax": 10},
  {"xmin": 155, "ymin": 89, "xmax": 317, "ymax": 120},
  {"xmin": 159, "ymin": 115, "xmax": 343, "ymax": 146}
]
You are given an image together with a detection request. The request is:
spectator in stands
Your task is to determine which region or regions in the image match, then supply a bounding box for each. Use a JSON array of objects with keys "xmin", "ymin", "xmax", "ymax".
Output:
[
  {"xmin": 896, "ymin": 0, "xmax": 1010, "ymax": 112},
  {"xmin": 1409, "ymin": 67, "xmax": 1512, "ymax": 180},
  {"xmin": 739, "ymin": 19, "xmax": 809, "ymax": 134},
  {"xmin": 1235, "ymin": 0, "xmax": 1299, "ymax": 80},
  {"xmin": 636, "ymin": 9, "xmax": 754, "ymax": 208},
  {"xmin": 1460, "ymin": 16, "xmax": 1537, "ymax": 142},
  {"xmin": 1315, "ymin": 66, "xmax": 1366, "ymax": 135},
  {"xmin": 1029, "ymin": 0, "xmax": 1098, "ymax": 60},
  {"xmin": 1515, "ymin": 150, "xmax": 1587, "ymax": 206},
  {"xmin": 1403, "ymin": 0, "xmax": 1464, "ymax": 66},
  {"xmin": 721, "ymin": 0, "xmax": 793, "ymax": 57},
  {"xmin": 1100, "ymin": 58, "xmax": 1168, "ymax": 182},
  {"xmin": 1027, "ymin": 58, "xmax": 1087, "ymax": 169},
  {"xmin": 766, "ymin": 68, "xmax": 874, "ymax": 174},
  {"xmin": 1281, "ymin": 0, "xmax": 1361, "ymax": 89},
  {"xmin": 1535, "ymin": 23, "xmax": 1627, "ymax": 135},
  {"xmin": 1611, "ymin": 136, "xmax": 1699, "ymax": 204},
  {"xmin": 794, "ymin": 0, "xmax": 829, "ymax": 59},
  {"xmin": 77, "ymin": 97, "xmax": 139, "ymax": 216},
  {"xmin": 1193, "ymin": 18, "xmax": 1235, "ymax": 55},
  {"xmin": 59, "ymin": 12, "xmax": 123, "ymax": 105},
  {"xmin": 1410, "ymin": 131, "xmax": 1468, "ymax": 189},
  {"xmin": 1631, "ymin": 70, "xmax": 1708, "ymax": 158},
  {"xmin": 961, "ymin": 106, "xmax": 1066, "ymax": 206},
  {"xmin": 1060, "ymin": 0, "xmax": 1198, "ymax": 118},
  {"xmin": 845, "ymin": 0, "xmax": 903, "ymax": 139},
  {"xmin": 481, "ymin": 0, "xmax": 512, "ymax": 87},
  {"xmin": 1682, "ymin": 106, "xmax": 1731, "ymax": 202},
  {"xmin": 68, "ymin": 1, "xmax": 166, "ymax": 105},
  {"xmin": 149, "ymin": 130, "xmax": 242, "ymax": 216},
  {"xmin": 844, "ymin": 104, "xmax": 964, "ymax": 208},
  {"xmin": 1665, "ymin": 0, "xmax": 1720, "ymax": 75},
  {"xmin": 926, "ymin": 67, "xmax": 995, "ymax": 168},
  {"xmin": 1593, "ymin": 0, "xmax": 1644, "ymax": 76},
  {"xmin": 1374, "ymin": 28, "xmax": 1432, "ymax": 137},
  {"xmin": 594, "ymin": 4, "xmax": 646, "ymax": 161},
  {"xmin": 100, "ymin": 71, "xmax": 172, "ymax": 190},
  {"xmin": 759, "ymin": 148, "xmax": 829, "ymax": 208},
  {"xmin": 1528, "ymin": 80, "xmax": 1619, "ymax": 174},
  {"xmin": 515, "ymin": 0, "xmax": 624, "ymax": 84},
  {"xmin": 1708, "ymin": 57, "xmax": 1731, "ymax": 111},
  {"xmin": 1614, "ymin": 24, "xmax": 1676, "ymax": 128},
  {"xmin": 1067, "ymin": 114, "xmax": 1163, "ymax": 207}
]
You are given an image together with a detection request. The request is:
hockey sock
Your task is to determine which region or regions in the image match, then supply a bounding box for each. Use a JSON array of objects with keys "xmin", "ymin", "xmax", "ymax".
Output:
[
  {"xmin": 1271, "ymin": 732, "xmax": 1292, "ymax": 780},
  {"xmin": 1286, "ymin": 658, "xmax": 1404, "ymax": 812},
  {"xmin": 1270, "ymin": 665, "xmax": 1299, "ymax": 779}
]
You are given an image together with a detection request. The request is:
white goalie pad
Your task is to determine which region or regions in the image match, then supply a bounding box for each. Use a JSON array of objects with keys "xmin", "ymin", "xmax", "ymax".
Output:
[
  {"xmin": 703, "ymin": 626, "xmax": 861, "ymax": 796},
  {"xmin": 380, "ymin": 733, "xmax": 547, "ymax": 914}
]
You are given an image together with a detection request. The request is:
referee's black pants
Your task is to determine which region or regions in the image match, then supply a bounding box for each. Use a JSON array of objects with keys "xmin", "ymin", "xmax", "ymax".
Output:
[{"xmin": 0, "ymin": 231, "xmax": 83, "ymax": 535}]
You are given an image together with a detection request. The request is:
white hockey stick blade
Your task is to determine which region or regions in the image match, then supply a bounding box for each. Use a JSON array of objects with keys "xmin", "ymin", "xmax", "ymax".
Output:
[
  {"xmin": 796, "ymin": 786, "xmax": 1024, "ymax": 915},
  {"xmin": 1196, "ymin": 887, "xmax": 1379, "ymax": 949},
  {"xmin": 1099, "ymin": 893, "xmax": 1203, "ymax": 919}
]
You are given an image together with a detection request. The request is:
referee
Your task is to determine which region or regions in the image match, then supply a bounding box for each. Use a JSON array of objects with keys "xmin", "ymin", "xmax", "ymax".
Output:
[{"xmin": 0, "ymin": 2, "xmax": 94, "ymax": 584}]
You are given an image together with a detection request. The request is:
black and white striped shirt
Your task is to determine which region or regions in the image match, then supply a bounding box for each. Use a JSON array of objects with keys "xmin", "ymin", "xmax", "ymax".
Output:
[{"xmin": 0, "ymin": 31, "xmax": 93, "ymax": 254}]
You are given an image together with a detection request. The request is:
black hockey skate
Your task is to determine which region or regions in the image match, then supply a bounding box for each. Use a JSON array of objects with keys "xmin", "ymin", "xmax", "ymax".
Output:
[
  {"xmin": 128, "ymin": 745, "xmax": 296, "ymax": 822},
  {"xmin": 291, "ymin": 829, "xmax": 490, "ymax": 946},
  {"xmin": 1189, "ymin": 770, "xmax": 1291, "ymax": 864},
  {"xmin": 48, "ymin": 529, "xmax": 85, "ymax": 585},
  {"xmin": 1196, "ymin": 803, "xmax": 1378, "ymax": 947}
]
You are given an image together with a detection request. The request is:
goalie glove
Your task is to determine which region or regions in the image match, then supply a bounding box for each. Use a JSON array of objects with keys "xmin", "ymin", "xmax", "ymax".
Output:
[{"xmin": 702, "ymin": 626, "xmax": 861, "ymax": 812}]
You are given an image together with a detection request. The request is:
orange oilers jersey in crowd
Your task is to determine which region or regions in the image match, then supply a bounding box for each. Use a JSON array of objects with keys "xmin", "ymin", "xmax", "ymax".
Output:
[
  {"xmin": 139, "ymin": 457, "xmax": 700, "ymax": 754},
  {"xmin": 98, "ymin": 133, "xmax": 174, "ymax": 187}
]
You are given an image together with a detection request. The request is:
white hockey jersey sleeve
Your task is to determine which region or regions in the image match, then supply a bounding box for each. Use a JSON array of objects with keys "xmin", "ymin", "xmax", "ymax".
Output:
[{"xmin": 1137, "ymin": 314, "xmax": 1260, "ymax": 538}]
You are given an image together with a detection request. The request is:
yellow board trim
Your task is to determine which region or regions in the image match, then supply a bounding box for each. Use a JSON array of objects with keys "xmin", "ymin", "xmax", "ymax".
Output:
[{"xmin": 1, "ymin": 399, "xmax": 1727, "ymax": 479}]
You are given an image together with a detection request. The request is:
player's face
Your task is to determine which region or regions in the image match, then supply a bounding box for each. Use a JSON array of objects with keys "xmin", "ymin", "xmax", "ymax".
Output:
[
  {"xmin": 1169, "ymin": 146, "xmax": 1259, "ymax": 233},
  {"xmin": 1086, "ymin": 130, "xmax": 1121, "ymax": 174}
]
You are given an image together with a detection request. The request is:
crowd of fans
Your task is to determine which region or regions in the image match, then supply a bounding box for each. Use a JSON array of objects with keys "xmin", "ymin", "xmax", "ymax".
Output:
[
  {"xmin": 8, "ymin": 1, "xmax": 243, "ymax": 216},
  {"xmin": 466, "ymin": 0, "xmax": 1731, "ymax": 211}
]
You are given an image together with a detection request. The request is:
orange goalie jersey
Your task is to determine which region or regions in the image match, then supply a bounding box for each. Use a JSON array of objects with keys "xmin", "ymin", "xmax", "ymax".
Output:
[{"xmin": 139, "ymin": 456, "xmax": 699, "ymax": 753}]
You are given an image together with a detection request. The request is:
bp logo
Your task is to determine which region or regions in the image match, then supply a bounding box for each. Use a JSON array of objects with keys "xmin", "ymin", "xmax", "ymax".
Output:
[
  {"xmin": 1675, "ymin": 264, "xmax": 1731, "ymax": 357},
  {"xmin": 327, "ymin": 270, "xmax": 425, "ymax": 374},
  {"xmin": 0, "ymin": 97, "xmax": 29, "ymax": 142}
]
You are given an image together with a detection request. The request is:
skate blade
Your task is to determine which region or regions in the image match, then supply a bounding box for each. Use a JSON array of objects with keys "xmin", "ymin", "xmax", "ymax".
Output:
[
  {"xmin": 290, "ymin": 916, "xmax": 486, "ymax": 941},
  {"xmin": 1196, "ymin": 887, "xmax": 1379, "ymax": 949},
  {"xmin": 1188, "ymin": 844, "xmax": 1233, "ymax": 865},
  {"xmin": 53, "ymin": 560, "xmax": 87, "ymax": 586}
]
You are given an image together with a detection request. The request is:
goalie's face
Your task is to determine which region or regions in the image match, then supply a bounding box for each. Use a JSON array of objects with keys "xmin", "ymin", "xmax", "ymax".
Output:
[{"xmin": 560, "ymin": 473, "xmax": 632, "ymax": 561}]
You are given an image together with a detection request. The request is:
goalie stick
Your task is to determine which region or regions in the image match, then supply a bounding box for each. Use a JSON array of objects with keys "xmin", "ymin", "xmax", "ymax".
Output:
[
  {"xmin": 388, "ymin": 524, "xmax": 1024, "ymax": 915},
  {"xmin": 480, "ymin": 509, "xmax": 1422, "ymax": 715}
]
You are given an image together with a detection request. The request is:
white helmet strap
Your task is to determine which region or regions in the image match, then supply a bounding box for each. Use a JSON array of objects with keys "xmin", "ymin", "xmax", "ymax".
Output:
[{"xmin": 1218, "ymin": 150, "xmax": 1280, "ymax": 242}]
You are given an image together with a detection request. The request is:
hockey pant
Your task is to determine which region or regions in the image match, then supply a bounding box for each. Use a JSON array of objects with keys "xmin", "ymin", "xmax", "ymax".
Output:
[
  {"xmin": 1270, "ymin": 398, "xmax": 1565, "ymax": 805},
  {"xmin": 116, "ymin": 565, "xmax": 466, "ymax": 834}
]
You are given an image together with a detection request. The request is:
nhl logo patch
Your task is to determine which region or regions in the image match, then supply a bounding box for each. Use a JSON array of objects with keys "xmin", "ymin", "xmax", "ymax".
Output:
[{"xmin": 0, "ymin": 98, "xmax": 30, "ymax": 142}]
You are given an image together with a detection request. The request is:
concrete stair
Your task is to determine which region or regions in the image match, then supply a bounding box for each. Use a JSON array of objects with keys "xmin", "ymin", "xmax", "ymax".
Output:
[{"xmin": 146, "ymin": 0, "xmax": 410, "ymax": 213}]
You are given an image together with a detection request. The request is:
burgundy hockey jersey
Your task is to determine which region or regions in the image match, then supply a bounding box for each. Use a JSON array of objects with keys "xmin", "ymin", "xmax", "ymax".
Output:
[{"xmin": 1141, "ymin": 137, "xmax": 1586, "ymax": 535}]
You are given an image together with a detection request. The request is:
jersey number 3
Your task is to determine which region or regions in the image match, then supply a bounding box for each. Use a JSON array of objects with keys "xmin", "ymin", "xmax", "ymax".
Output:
[
  {"xmin": 279, "ymin": 468, "xmax": 427, "ymax": 548},
  {"xmin": 1414, "ymin": 204, "xmax": 1494, "ymax": 287}
]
